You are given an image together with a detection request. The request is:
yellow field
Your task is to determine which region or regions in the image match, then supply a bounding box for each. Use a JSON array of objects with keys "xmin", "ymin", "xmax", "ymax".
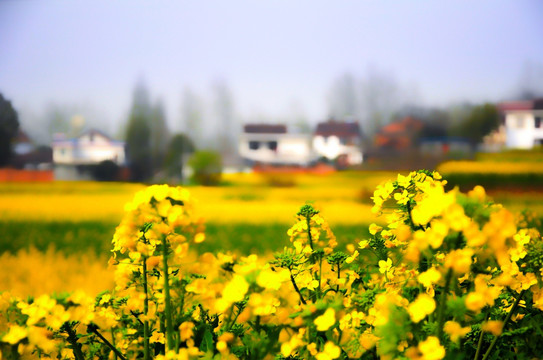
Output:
[
  {"xmin": 437, "ymin": 160, "xmax": 543, "ymax": 174},
  {"xmin": 0, "ymin": 247, "xmax": 113, "ymax": 297},
  {"xmin": 0, "ymin": 171, "xmax": 393, "ymax": 225}
]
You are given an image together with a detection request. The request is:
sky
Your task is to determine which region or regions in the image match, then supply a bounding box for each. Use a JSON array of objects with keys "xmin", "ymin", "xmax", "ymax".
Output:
[{"xmin": 1, "ymin": 0, "xmax": 543, "ymax": 142}]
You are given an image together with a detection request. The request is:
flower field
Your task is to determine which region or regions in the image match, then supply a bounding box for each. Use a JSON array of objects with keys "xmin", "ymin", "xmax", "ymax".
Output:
[{"xmin": 2, "ymin": 170, "xmax": 543, "ymax": 359}]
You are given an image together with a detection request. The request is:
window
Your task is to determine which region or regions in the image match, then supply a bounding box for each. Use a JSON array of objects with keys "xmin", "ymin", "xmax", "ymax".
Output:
[
  {"xmin": 249, "ymin": 141, "xmax": 260, "ymax": 150},
  {"xmin": 535, "ymin": 117, "xmax": 542, "ymax": 129},
  {"xmin": 516, "ymin": 117, "xmax": 525, "ymax": 129},
  {"xmin": 267, "ymin": 141, "xmax": 278, "ymax": 151}
]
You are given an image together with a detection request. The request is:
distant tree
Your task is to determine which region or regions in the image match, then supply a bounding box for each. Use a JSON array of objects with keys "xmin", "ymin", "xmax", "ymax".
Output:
[
  {"xmin": 45, "ymin": 104, "xmax": 70, "ymax": 140},
  {"xmin": 150, "ymin": 99, "xmax": 170, "ymax": 171},
  {"xmin": 92, "ymin": 160, "xmax": 120, "ymax": 181},
  {"xmin": 188, "ymin": 150, "xmax": 222, "ymax": 186},
  {"xmin": 515, "ymin": 61, "xmax": 543, "ymax": 100},
  {"xmin": 180, "ymin": 87, "xmax": 204, "ymax": 146},
  {"xmin": 213, "ymin": 80, "xmax": 236, "ymax": 154},
  {"xmin": 125, "ymin": 81, "xmax": 153, "ymax": 181},
  {"xmin": 164, "ymin": 133, "xmax": 195, "ymax": 181},
  {"xmin": 328, "ymin": 72, "xmax": 359, "ymax": 119},
  {"xmin": 452, "ymin": 103, "xmax": 500, "ymax": 146},
  {"xmin": 0, "ymin": 93, "xmax": 20, "ymax": 167}
]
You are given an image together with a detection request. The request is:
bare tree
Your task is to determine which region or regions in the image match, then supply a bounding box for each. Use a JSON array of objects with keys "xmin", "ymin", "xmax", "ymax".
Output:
[
  {"xmin": 180, "ymin": 87, "xmax": 204, "ymax": 147},
  {"xmin": 212, "ymin": 79, "xmax": 237, "ymax": 155},
  {"xmin": 328, "ymin": 72, "xmax": 359, "ymax": 120},
  {"xmin": 150, "ymin": 99, "xmax": 170, "ymax": 170}
]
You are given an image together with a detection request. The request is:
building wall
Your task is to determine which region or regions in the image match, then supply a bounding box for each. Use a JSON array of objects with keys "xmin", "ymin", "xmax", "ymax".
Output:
[
  {"xmin": 239, "ymin": 134, "xmax": 316, "ymax": 165},
  {"xmin": 313, "ymin": 135, "xmax": 363, "ymax": 165},
  {"xmin": 505, "ymin": 110, "xmax": 543, "ymax": 148},
  {"xmin": 53, "ymin": 133, "xmax": 125, "ymax": 165}
]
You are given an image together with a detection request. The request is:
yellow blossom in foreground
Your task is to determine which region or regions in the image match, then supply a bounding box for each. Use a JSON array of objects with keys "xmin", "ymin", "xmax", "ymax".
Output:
[
  {"xmin": 444, "ymin": 248, "xmax": 474, "ymax": 274},
  {"xmin": 314, "ymin": 308, "xmax": 336, "ymax": 331},
  {"xmin": 419, "ymin": 336, "xmax": 445, "ymax": 360},
  {"xmin": 257, "ymin": 267, "xmax": 290, "ymax": 290},
  {"xmin": 418, "ymin": 267, "xmax": 442, "ymax": 289},
  {"xmin": 407, "ymin": 294, "xmax": 436, "ymax": 323},
  {"xmin": 443, "ymin": 321, "xmax": 471, "ymax": 343},
  {"xmin": 316, "ymin": 341, "xmax": 341, "ymax": 360},
  {"xmin": 2, "ymin": 324, "xmax": 27, "ymax": 344},
  {"xmin": 379, "ymin": 258, "xmax": 393, "ymax": 274},
  {"xmin": 222, "ymin": 275, "xmax": 249, "ymax": 303},
  {"xmin": 482, "ymin": 320, "xmax": 503, "ymax": 336},
  {"xmin": 179, "ymin": 322, "xmax": 194, "ymax": 341},
  {"xmin": 369, "ymin": 223, "xmax": 383, "ymax": 235}
]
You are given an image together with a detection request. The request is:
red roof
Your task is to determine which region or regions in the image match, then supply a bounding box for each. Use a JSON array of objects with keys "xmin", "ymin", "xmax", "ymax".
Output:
[
  {"xmin": 498, "ymin": 98, "xmax": 543, "ymax": 112},
  {"xmin": 315, "ymin": 120, "xmax": 361, "ymax": 137},
  {"xmin": 379, "ymin": 117, "xmax": 423, "ymax": 135},
  {"xmin": 243, "ymin": 124, "xmax": 287, "ymax": 134}
]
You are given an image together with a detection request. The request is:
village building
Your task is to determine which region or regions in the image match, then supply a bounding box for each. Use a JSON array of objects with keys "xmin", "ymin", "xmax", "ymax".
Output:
[
  {"xmin": 52, "ymin": 129, "xmax": 125, "ymax": 180},
  {"xmin": 238, "ymin": 124, "xmax": 318, "ymax": 166},
  {"xmin": 498, "ymin": 98, "xmax": 543, "ymax": 149},
  {"xmin": 374, "ymin": 117, "xmax": 424, "ymax": 151},
  {"xmin": 313, "ymin": 120, "xmax": 363, "ymax": 166}
]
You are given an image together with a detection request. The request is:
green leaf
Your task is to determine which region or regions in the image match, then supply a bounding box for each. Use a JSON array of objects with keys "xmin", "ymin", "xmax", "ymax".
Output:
[{"xmin": 200, "ymin": 329, "xmax": 214, "ymax": 352}]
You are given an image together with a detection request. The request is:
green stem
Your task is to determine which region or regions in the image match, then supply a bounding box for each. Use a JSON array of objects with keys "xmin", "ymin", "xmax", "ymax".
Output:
[
  {"xmin": 337, "ymin": 261, "xmax": 341, "ymax": 293},
  {"xmin": 64, "ymin": 323, "xmax": 86, "ymax": 360},
  {"xmin": 436, "ymin": 268, "xmax": 453, "ymax": 340},
  {"xmin": 317, "ymin": 254, "xmax": 323, "ymax": 299},
  {"xmin": 227, "ymin": 304, "xmax": 243, "ymax": 331},
  {"xmin": 306, "ymin": 216, "xmax": 314, "ymax": 251},
  {"xmin": 473, "ymin": 314, "xmax": 487, "ymax": 360},
  {"xmin": 88, "ymin": 324, "xmax": 127, "ymax": 360},
  {"xmin": 162, "ymin": 236, "xmax": 175, "ymax": 351},
  {"xmin": 481, "ymin": 290, "xmax": 526, "ymax": 360},
  {"xmin": 289, "ymin": 269, "xmax": 307, "ymax": 305},
  {"xmin": 142, "ymin": 256, "xmax": 151, "ymax": 360}
]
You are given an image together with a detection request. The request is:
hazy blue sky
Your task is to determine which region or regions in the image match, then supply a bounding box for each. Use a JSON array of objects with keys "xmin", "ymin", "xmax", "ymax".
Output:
[{"xmin": 1, "ymin": 0, "xmax": 542, "ymax": 139}]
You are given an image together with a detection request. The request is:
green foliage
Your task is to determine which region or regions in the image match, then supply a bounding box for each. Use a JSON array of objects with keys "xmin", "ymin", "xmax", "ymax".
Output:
[
  {"xmin": 444, "ymin": 173, "xmax": 543, "ymax": 191},
  {"xmin": 0, "ymin": 221, "xmax": 371, "ymax": 258},
  {"xmin": 164, "ymin": 133, "xmax": 195, "ymax": 179},
  {"xmin": 451, "ymin": 103, "xmax": 500, "ymax": 145},
  {"xmin": 125, "ymin": 99, "xmax": 152, "ymax": 181},
  {"xmin": 188, "ymin": 150, "xmax": 222, "ymax": 186},
  {"xmin": 0, "ymin": 93, "xmax": 20, "ymax": 167},
  {"xmin": 92, "ymin": 160, "xmax": 120, "ymax": 182}
]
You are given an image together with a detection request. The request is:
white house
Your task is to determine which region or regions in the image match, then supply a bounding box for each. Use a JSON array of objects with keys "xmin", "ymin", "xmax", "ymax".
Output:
[
  {"xmin": 239, "ymin": 124, "xmax": 318, "ymax": 166},
  {"xmin": 52, "ymin": 129, "xmax": 125, "ymax": 180},
  {"xmin": 313, "ymin": 120, "xmax": 363, "ymax": 165},
  {"xmin": 499, "ymin": 99, "xmax": 543, "ymax": 149}
]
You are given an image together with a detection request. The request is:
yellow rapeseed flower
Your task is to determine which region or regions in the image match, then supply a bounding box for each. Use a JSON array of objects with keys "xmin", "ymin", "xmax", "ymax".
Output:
[
  {"xmin": 314, "ymin": 308, "xmax": 336, "ymax": 331},
  {"xmin": 2, "ymin": 324, "xmax": 27, "ymax": 345},
  {"xmin": 418, "ymin": 336, "xmax": 445, "ymax": 360},
  {"xmin": 482, "ymin": 320, "xmax": 503, "ymax": 336},
  {"xmin": 378, "ymin": 258, "xmax": 394, "ymax": 275},
  {"xmin": 418, "ymin": 268, "xmax": 442, "ymax": 289},
  {"xmin": 407, "ymin": 294, "xmax": 436, "ymax": 323},
  {"xmin": 443, "ymin": 321, "xmax": 471, "ymax": 343},
  {"xmin": 316, "ymin": 341, "xmax": 341, "ymax": 360}
]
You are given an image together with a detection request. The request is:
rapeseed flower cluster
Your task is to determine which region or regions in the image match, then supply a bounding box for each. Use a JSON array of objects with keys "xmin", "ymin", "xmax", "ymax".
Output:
[{"xmin": 2, "ymin": 172, "xmax": 543, "ymax": 359}]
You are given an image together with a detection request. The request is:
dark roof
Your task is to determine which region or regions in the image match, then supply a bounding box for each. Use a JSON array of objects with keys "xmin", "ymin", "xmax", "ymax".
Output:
[
  {"xmin": 315, "ymin": 121, "xmax": 361, "ymax": 137},
  {"xmin": 15, "ymin": 129, "xmax": 32, "ymax": 144},
  {"xmin": 243, "ymin": 124, "xmax": 287, "ymax": 134},
  {"xmin": 77, "ymin": 128, "xmax": 114, "ymax": 141},
  {"xmin": 378, "ymin": 117, "xmax": 424, "ymax": 135},
  {"xmin": 498, "ymin": 98, "xmax": 543, "ymax": 112}
]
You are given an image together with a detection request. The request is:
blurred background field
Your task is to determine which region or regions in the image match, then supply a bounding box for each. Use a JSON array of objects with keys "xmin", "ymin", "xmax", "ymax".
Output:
[
  {"xmin": 2, "ymin": 165, "xmax": 543, "ymax": 296},
  {"xmin": 2, "ymin": 0, "xmax": 543, "ymax": 299}
]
